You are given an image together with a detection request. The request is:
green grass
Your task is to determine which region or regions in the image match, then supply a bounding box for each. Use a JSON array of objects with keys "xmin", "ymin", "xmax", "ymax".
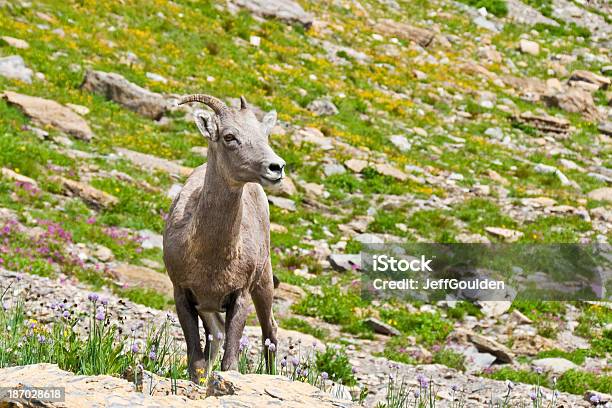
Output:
[
  {"xmin": 485, "ymin": 367, "xmax": 612, "ymax": 396},
  {"xmin": 280, "ymin": 317, "xmax": 329, "ymax": 340},
  {"xmin": 379, "ymin": 308, "xmax": 452, "ymax": 346},
  {"xmin": 119, "ymin": 288, "xmax": 174, "ymax": 310},
  {"xmin": 433, "ymin": 348, "xmax": 466, "ymax": 371}
]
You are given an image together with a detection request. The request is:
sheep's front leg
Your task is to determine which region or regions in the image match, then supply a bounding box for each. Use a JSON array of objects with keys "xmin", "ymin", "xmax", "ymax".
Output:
[
  {"xmin": 251, "ymin": 268, "xmax": 278, "ymax": 373},
  {"xmin": 221, "ymin": 291, "xmax": 250, "ymax": 371},
  {"xmin": 174, "ymin": 288, "xmax": 206, "ymax": 383}
]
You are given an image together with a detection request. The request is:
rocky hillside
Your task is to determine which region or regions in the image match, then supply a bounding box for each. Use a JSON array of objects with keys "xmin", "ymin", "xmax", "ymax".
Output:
[{"xmin": 0, "ymin": 0, "xmax": 610, "ymax": 406}]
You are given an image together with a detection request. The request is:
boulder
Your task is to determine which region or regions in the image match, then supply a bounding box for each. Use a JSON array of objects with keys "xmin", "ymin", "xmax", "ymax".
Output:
[
  {"xmin": 450, "ymin": 328, "xmax": 514, "ymax": 363},
  {"xmin": 108, "ymin": 263, "xmax": 173, "ymax": 297},
  {"xmin": 52, "ymin": 176, "xmax": 118, "ymax": 209},
  {"xmin": 2, "ymin": 91, "xmax": 93, "ymax": 141},
  {"xmin": 206, "ymin": 370, "xmax": 354, "ymax": 406},
  {"xmin": 0, "ymin": 36, "xmax": 30, "ymax": 49},
  {"xmin": 267, "ymin": 195, "xmax": 296, "ymax": 211},
  {"xmin": 0, "ymin": 364, "xmax": 352, "ymax": 407},
  {"xmin": 344, "ymin": 159, "xmax": 368, "ymax": 173},
  {"xmin": 323, "ymin": 163, "xmax": 346, "ymax": 176},
  {"xmin": 0, "ymin": 55, "xmax": 33, "ymax": 83},
  {"xmin": 511, "ymin": 333, "xmax": 558, "ymax": 355},
  {"xmin": 115, "ymin": 148, "xmax": 193, "ymax": 177},
  {"xmin": 505, "ymin": 0, "xmax": 558, "ymax": 26},
  {"xmin": 484, "ymin": 227, "xmax": 524, "ymax": 242},
  {"xmin": 265, "ymin": 175, "xmax": 297, "ymax": 197},
  {"xmin": 542, "ymin": 88, "xmax": 601, "ymax": 121},
  {"xmin": 587, "ymin": 187, "xmax": 612, "ymax": 203},
  {"xmin": 390, "ymin": 134, "xmax": 411, "ymax": 152},
  {"xmin": 374, "ymin": 19, "xmax": 435, "ymax": 47},
  {"xmin": 81, "ymin": 70, "xmax": 168, "ymax": 119},
  {"xmin": 294, "ymin": 127, "xmax": 334, "ymax": 150},
  {"xmin": 228, "ymin": 0, "xmax": 313, "ymax": 28},
  {"xmin": 519, "ymin": 39, "xmax": 539, "ymax": 55},
  {"xmin": 307, "ymin": 98, "xmax": 339, "ymax": 116},
  {"xmin": 568, "ymin": 70, "xmax": 610, "ymax": 90},
  {"xmin": 513, "ymin": 111, "xmax": 570, "ymax": 135},
  {"xmin": 328, "ymin": 254, "xmax": 361, "ymax": 272},
  {"xmin": 364, "ymin": 317, "xmax": 401, "ymax": 336},
  {"xmin": 532, "ymin": 357, "xmax": 578, "ymax": 375},
  {"xmin": 373, "ymin": 163, "xmax": 407, "ymax": 181},
  {"xmin": 1, "ymin": 167, "xmax": 38, "ymax": 188},
  {"xmin": 139, "ymin": 229, "xmax": 163, "ymax": 250}
]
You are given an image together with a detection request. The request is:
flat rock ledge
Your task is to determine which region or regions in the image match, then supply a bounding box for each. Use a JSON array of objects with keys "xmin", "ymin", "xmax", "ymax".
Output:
[{"xmin": 0, "ymin": 364, "xmax": 354, "ymax": 408}]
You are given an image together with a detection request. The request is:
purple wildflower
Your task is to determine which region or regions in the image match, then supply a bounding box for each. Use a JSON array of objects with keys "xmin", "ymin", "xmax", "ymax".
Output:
[
  {"xmin": 416, "ymin": 374, "xmax": 429, "ymax": 388},
  {"xmin": 321, "ymin": 372, "xmax": 329, "ymax": 380},
  {"xmin": 149, "ymin": 350, "xmax": 157, "ymax": 361},
  {"xmin": 264, "ymin": 338, "xmax": 271, "ymax": 347},
  {"xmin": 131, "ymin": 343, "xmax": 139, "ymax": 353},
  {"xmin": 95, "ymin": 310, "xmax": 105, "ymax": 321},
  {"xmin": 216, "ymin": 332, "xmax": 223, "ymax": 341},
  {"xmin": 87, "ymin": 293, "xmax": 99, "ymax": 302},
  {"xmin": 268, "ymin": 343, "xmax": 276, "ymax": 352},
  {"xmin": 590, "ymin": 395, "xmax": 600, "ymax": 404},
  {"xmin": 290, "ymin": 356, "xmax": 299, "ymax": 367},
  {"xmin": 208, "ymin": 334, "xmax": 213, "ymax": 341},
  {"xmin": 239, "ymin": 335, "xmax": 250, "ymax": 351},
  {"xmin": 530, "ymin": 391, "xmax": 537, "ymax": 401},
  {"xmin": 280, "ymin": 358, "xmax": 287, "ymax": 368},
  {"xmin": 62, "ymin": 310, "xmax": 70, "ymax": 319}
]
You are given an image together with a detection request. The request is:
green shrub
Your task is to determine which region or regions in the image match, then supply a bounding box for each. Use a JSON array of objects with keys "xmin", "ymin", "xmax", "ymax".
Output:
[
  {"xmin": 316, "ymin": 346, "xmax": 357, "ymax": 386},
  {"xmin": 433, "ymin": 348, "xmax": 466, "ymax": 371}
]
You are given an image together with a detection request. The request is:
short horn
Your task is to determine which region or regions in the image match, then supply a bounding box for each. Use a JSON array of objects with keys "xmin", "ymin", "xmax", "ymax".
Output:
[
  {"xmin": 240, "ymin": 95, "xmax": 248, "ymax": 110},
  {"xmin": 178, "ymin": 94, "xmax": 228, "ymax": 115}
]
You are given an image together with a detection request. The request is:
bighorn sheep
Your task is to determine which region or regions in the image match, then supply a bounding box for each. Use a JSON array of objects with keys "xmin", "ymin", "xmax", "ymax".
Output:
[{"xmin": 163, "ymin": 94, "xmax": 285, "ymax": 382}]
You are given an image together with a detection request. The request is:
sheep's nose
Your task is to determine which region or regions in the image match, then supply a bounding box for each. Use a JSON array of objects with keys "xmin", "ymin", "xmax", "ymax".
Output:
[{"xmin": 268, "ymin": 161, "xmax": 285, "ymax": 175}]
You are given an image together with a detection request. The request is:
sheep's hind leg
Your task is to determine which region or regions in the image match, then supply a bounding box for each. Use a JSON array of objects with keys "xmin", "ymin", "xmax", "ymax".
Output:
[
  {"xmin": 251, "ymin": 272, "xmax": 278, "ymax": 374},
  {"xmin": 174, "ymin": 287, "xmax": 206, "ymax": 383},
  {"xmin": 221, "ymin": 291, "xmax": 250, "ymax": 371}
]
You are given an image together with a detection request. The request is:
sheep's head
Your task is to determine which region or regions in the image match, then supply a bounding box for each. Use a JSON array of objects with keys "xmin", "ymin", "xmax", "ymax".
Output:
[{"xmin": 179, "ymin": 94, "xmax": 285, "ymax": 186}]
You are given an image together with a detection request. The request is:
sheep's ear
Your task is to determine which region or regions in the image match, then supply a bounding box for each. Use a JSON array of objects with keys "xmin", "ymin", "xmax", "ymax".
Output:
[
  {"xmin": 194, "ymin": 109, "xmax": 218, "ymax": 141},
  {"xmin": 261, "ymin": 110, "xmax": 277, "ymax": 135}
]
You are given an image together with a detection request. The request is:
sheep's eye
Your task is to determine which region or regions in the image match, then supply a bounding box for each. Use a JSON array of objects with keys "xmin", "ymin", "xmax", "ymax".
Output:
[{"xmin": 223, "ymin": 134, "xmax": 237, "ymax": 143}]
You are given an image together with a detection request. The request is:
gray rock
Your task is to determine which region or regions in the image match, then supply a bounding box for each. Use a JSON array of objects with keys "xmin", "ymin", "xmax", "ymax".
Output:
[
  {"xmin": 307, "ymin": 98, "xmax": 339, "ymax": 116},
  {"xmin": 323, "ymin": 163, "xmax": 346, "ymax": 177},
  {"xmin": 145, "ymin": 72, "xmax": 168, "ymax": 83},
  {"xmin": 532, "ymin": 357, "xmax": 578, "ymax": 375},
  {"xmin": 2, "ymin": 91, "xmax": 93, "ymax": 140},
  {"xmin": 267, "ymin": 195, "xmax": 296, "ymax": 211},
  {"xmin": 81, "ymin": 70, "xmax": 168, "ymax": 119},
  {"xmin": 364, "ymin": 317, "xmax": 401, "ymax": 336},
  {"xmin": 389, "ymin": 134, "xmax": 411, "ymax": 152},
  {"xmin": 599, "ymin": 122, "xmax": 612, "ymax": 136},
  {"xmin": 506, "ymin": 0, "xmax": 558, "ymax": 26},
  {"xmin": 0, "ymin": 36, "xmax": 30, "ymax": 49},
  {"xmin": 115, "ymin": 148, "xmax": 192, "ymax": 177},
  {"xmin": 139, "ymin": 229, "xmax": 163, "ymax": 250},
  {"xmin": 328, "ymin": 254, "xmax": 361, "ymax": 272},
  {"xmin": 228, "ymin": 0, "xmax": 313, "ymax": 28},
  {"xmin": 519, "ymin": 39, "xmax": 540, "ymax": 55},
  {"xmin": 587, "ymin": 187, "xmax": 612, "ymax": 203},
  {"xmin": 534, "ymin": 163, "xmax": 573, "ymax": 186},
  {"xmin": 0, "ymin": 55, "xmax": 33, "ymax": 83},
  {"xmin": 473, "ymin": 16, "xmax": 499, "ymax": 32},
  {"xmin": 542, "ymin": 88, "xmax": 601, "ymax": 122}
]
